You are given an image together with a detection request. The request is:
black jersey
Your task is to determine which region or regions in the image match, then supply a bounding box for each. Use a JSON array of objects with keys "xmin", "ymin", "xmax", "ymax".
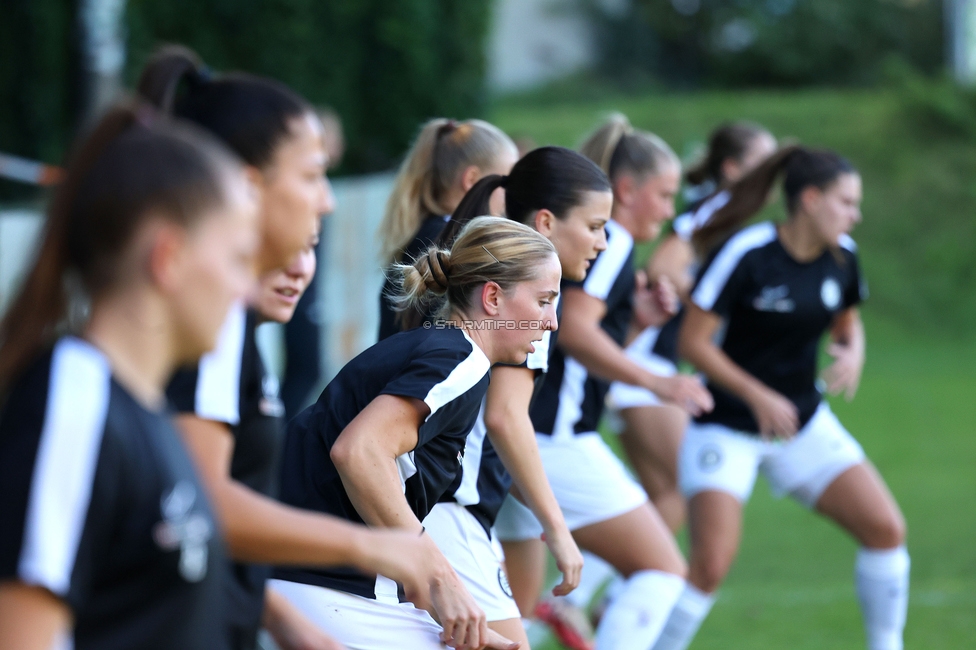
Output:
[
  {"xmin": 533, "ymin": 220, "xmax": 635, "ymax": 437},
  {"xmin": 274, "ymin": 325, "xmax": 491, "ymax": 601},
  {"xmin": 691, "ymin": 222, "xmax": 866, "ymax": 433},
  {"xmin": 378, "ymin": 215, "xmax": 450, "ymax": 341},
  {"xmin": 166, "ymin": 305, "xmax": 284, "ymax": 647},
  {"xmin": 0, "ymin": 338, "xmax": 227, "ymax": 650},
  {"xmin": 443, "ymin": 297, "xmax": 563, "ymax": 534}
]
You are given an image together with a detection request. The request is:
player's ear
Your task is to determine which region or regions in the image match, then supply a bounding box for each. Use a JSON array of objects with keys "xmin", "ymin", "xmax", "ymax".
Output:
[{"xmin": 480, "ymin": 281, "xmax": 502, "ymax": 316}]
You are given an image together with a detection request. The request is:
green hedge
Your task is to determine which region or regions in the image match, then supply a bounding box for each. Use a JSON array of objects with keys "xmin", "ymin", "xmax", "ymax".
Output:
[
  {"xmin": 0, "ymin": 0, "xmax": 491, "ymax": 199},
  {"xmin": 582, "ymin": 0, "xmax": 944, "ymax": 89}
]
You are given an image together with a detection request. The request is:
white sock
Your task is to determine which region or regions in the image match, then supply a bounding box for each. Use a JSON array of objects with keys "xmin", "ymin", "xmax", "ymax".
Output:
[
  {"xmin": 562, "ymin": 551, "xmax": 617, "ymax": 609},
  {"xmin": 650, "ymin": 582, "xmax": 716, "ymax": 650},
  {"xmin": 856, "ymin": 546, "xmax": 910, "ymax": 650},
  {"xmin": 594, "ymin": 570, "xmax": 684, "ymax": 650}
]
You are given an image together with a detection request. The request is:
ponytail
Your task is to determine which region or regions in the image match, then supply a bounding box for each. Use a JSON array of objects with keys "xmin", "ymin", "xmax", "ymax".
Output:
[
  {"xmin": 378, "ymin": 118, "xmax": 516, "ymax": 264},
  {"xmin": 0, "ymin": 103, "xmax": 239, "ymax": 394},
  {"xmin": 692, "ymin": 145, "xmax": 856, "ymax": 257},
  {"xmin": 391, "ymin": 216, "xmax": 555, "ymax": 319},
  {"xmin": 692, "ymin": 146, "xmax": 799, "ymax": 257},
  {"xmin": 137, "ymin": 44, "xmax": 311, "ymax": 169},
  {"xmin": 435, "ymin": 174, "xmax": 507, "ymax": 248}
]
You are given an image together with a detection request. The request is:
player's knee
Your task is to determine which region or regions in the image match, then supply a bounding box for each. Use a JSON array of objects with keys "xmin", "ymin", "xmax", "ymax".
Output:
[
  {"xmin": 862, "ymin": 510, "xmax": 906, "ymax": 549},
  {"xmin": 688, "ymin": 551, "xmax": 731, "ymax": 592}
]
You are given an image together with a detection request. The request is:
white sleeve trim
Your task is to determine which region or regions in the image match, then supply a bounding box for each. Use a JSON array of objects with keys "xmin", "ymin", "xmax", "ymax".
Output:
[
  {"xmin": 194, "ymin": 303, "xmax": 246, "ymax": 425},
  {"xmin": 583, "ymin": 220, "xmax": 633, "ymax": 300},
  {"xmin": 423, "ymin": 331, "xmax": 491, "ymax": 419},
  {"xmin": 18, "ymin": 338, "xmax": 111, "ymax": 596},
  {"xmin": 692, "ymin": 222, "xmax": 777, "ymax": 311},
  {"xmin": 674, "ymin": 190, "xmax": 730, "ymax": 243},
  {"xmin": 839, "ymin": 234, "xmax": 858, "ymax": 252}
]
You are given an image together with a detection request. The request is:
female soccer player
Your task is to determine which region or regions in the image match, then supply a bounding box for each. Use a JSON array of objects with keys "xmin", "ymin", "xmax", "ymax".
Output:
[
  {"xmin": 421, "ymin": 146, "xmax": 612, "ymax": 648},
  {"xmin": 270, "ymin": 216, "xmax": 558, "ymax": 650},
  {"xmin": 609, "ymin": 121, "xmax": 777, "ymax": 533},
  {"xmin": 139, "ymin": 46, "xmax": 443, "ymax": 650},
  {"xmin": 377, "ymin": 118, "xmax": 518, "ymax": 340},
  {"xmin": 653, "ymin": 147, "xmax": 908, "ymax": 650},
  {"xmin": 497, "ymin": 118, "xmax": 713, "ymax": 650},
  {"xmin": 0, "ymin": 103, "xmax": 257, "ymax": 650}
]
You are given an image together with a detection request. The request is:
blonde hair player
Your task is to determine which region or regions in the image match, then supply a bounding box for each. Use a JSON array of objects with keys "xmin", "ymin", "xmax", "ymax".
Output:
[{"xmin": 377, "ymin": 118, "xmax": 518, "ymax": 339}]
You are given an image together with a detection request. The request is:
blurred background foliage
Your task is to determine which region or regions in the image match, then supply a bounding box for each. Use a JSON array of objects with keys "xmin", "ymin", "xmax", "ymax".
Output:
[
  {"xmin": 579, "ymin": 0, "xmax": 944, "ymax": 88},
  {"xmin": 0, "ymin": 0, "xmax": 972, "ymax": 335}
]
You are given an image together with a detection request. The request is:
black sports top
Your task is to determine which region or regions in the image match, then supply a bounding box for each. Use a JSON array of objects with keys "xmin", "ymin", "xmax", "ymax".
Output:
[
  {"xmin": 0, "ymin": 338, "xmax": 227, "ymax": 650},
  {"xmin": 167, "ymin": 305, "xmax": 285, "ymax": 646},
  {"xmin": 690, "ymin": 222, "xmax": 866, "ymax": 433},
  {"xmin": 274, "ymin": 325, "xmax": 491, "ymax": 601},
  {"xmin": 533, "ymin": 220, "xmax": 635, "ymax": 438}
]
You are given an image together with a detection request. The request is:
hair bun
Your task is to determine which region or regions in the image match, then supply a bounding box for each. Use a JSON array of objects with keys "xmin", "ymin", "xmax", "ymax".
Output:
[{"xmin": 421, "ymin": 248, "xmax": 451, "ymax": 294}]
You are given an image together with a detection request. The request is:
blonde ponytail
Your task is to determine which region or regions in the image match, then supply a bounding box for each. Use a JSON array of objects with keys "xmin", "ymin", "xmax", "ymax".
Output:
[
  {"xmin": 379, "ymin": 119, "xmax": 517, "ymax": 263},
  {"xmin": 390, "ymin": 216, "xmax": 555, "ymax": 318}
]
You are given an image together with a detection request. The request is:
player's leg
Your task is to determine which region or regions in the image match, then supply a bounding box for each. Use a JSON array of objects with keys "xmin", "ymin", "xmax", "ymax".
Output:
[
  {"xmin": 816, "ymin": 463, "xmax": 908, "ymax": 650},
  {"xmin": 618, "ymin": 403, "xmax": 688, "ymax": 533},
  {"xmin": 651, "ymin": 421, "xmax": 761, "ymax": 650},
  {"xmin": 573, "ymin": 503, "xmax": 686, "ymax": 650}
]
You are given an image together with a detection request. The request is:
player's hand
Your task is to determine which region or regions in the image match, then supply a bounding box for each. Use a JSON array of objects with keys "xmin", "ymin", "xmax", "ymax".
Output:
[
  {"xmin": 747, "ymin": 386, "xmax": 799, "ymax": 440},
  {"xmin": 650, "ymin": 276, "xmax": 679, "ymax": 320},
  {"xmin": 357, "ymin": 528, "xmax": 437, "ymax": 611},
  {"xmin": 648, "ymin": 374, "xmax": 714, "ymax": 417},
  {"xmin": 541, "ymin": 525, "xmax": 583, "ymax": 597},
  {"xmin": 821, "ymin": 342, "xmax": 863, "ymax": 401},
  {"xmin": 633, "ymin": 271, "xmax": 678, "ymax": 329}
]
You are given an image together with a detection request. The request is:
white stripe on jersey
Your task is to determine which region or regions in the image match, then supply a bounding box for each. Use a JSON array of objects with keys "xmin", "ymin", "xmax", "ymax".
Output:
[
  {"xmin": 18, "ymin": 337, "xmax": 111, "ymax": 596},
  {"xmin": 583, "ymin": 220, "xmax": 633, "ymax": 301},
  {"xmin": 692, "ymin": 222, "xmax": 777, "ymax": 311},
  {"xmin": 453, "ymin": 401, "xmax": 488, "ymax": 506},
  {"xmin": 195, "ymin": 302, "xmax": 246, "ymax": 424},
  {"xmin": 423, "ymin": 330, "xmax": 491, "ymax": 419},
  {"xmin": 839, "ymin": 233, "xmax": 857, "ymax": 252},
  {"xmin": 673, "ymin": 190, "xmax": 730, "ymax": 242},
  {"xmin": 524, "ymin": 294, "xmax": 560, "ymax": 373},
  {"xmin": 550, "ymin": 357, "xmax": 588, "ymax": 442}
]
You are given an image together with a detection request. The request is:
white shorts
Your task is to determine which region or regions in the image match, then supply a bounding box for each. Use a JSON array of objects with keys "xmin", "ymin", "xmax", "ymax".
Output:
[
  {"xmin": 679, "ymin": 402, "xmax": 865, "ymax": 507},
  {"xmin": 495, "ymin": 432, "xmax": 648, "ymax": 541},
  {"xmin": 606, "ymin": 327, "xmax": 677, "ymax": 414},
  {"xmin": 423, "ymin": 502, "xmax": 520, "ymax": 622},
  {"xmin": 268, "ymin": 579, "xmax": 446, "ymax": 650}
]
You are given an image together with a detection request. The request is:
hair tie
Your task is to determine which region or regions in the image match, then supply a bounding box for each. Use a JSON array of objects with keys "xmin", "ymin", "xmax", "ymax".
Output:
[
  {"xmin": 425, "ymin": 249, "xmax": 450, "ymax": 293},
  {"xmin": 438, "ymin": 119, "xmax": 458, "ymax": 138}
]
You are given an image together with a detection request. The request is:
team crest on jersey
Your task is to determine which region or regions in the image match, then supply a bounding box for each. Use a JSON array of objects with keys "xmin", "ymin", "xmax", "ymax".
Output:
[
  {"xmin": 260, "ymin": 373, "xmax": 285, "ymax": 417},
  {"xmin": 698, "ymin": 444, "xmax": 723, "ymax": 472},
  {"xmin": 152, "ymin": 481, "xmax": 213, "ymax": 582},
  {"xmin": 498, "ymin": 567, "xmax": 514, "ymax": 598},
  {"xmin": 821, "ymin": 277, "xmax": 842, "ymax": 310},
  {"xmin": 753, "ymin": 285, "xmax": 795, "ymax": 313}
]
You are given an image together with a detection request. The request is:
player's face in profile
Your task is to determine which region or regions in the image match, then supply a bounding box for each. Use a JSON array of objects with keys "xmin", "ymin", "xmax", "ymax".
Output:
[
  {"xmin": 631, "ymin": 165, "xmax": 680, "ymax": 241},
  {"xmin": 547, "ymin": 190, "xmax": 611, "ymax": 281},
  {"xmin": 812, "ymin": 172, "xmax": 863, "ymax": 246},
  {"xmin": 256, "ymin": 112, "xmax": 332, "ymax": 273},
  {"xmin": 170, "ymin": 168, "xmax": 260, "ymax": 361},
  {"xmin": 489, "ymin": 254, "xmax": 561, "ymax": 365},
  {"xmin": 486, "ymin": 146, "xmax": 519, "ymax": 217},
  {"xmin": 253, "ymin": 242, "xmax": 317, "ymax": 323}
]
